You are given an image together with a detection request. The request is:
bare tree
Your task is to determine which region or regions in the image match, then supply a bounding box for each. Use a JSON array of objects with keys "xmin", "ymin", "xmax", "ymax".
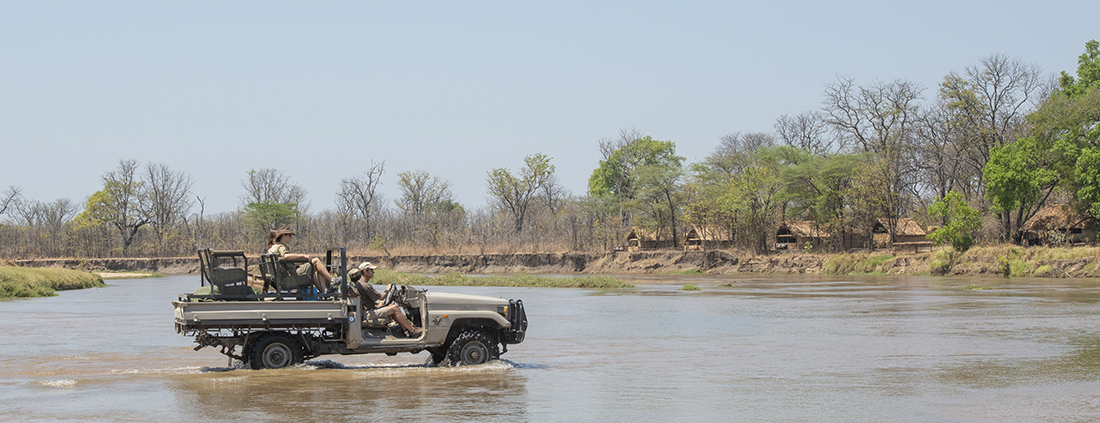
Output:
[
  {"xmin": 775, "ymin": 111, "xmax": 837, "ymax": 156},
  {"xmin": 707, "ymin": 132, "xmax": 777, "ymax": 175},
  {"xmin": 240, "ymin": 168, "xmax": 309, "ymax": 211},
  {"xmin": 941, "ymin": 54, "xmax": 1044, "ymax": 178},
  {"xmin": 144, "ymin": 163, "xmax": 194, "ymax": 255},
  {"xmin": 0, "ymin": 186, "xmax": 20, "ymax": 218},
  {"xmin": 337, "ymin": 160, "xmax": 386, "ymax": 241},
  {"xmin": 823, "ymin": 78, "xmax": 924, "ymax": 245}
]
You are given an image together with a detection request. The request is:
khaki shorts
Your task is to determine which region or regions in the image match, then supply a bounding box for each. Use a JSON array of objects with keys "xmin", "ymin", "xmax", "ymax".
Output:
[
  {"xmin": 363, "ymin": 306, "xmax": 393, "ymax": 327},
  {"xmin": 294, "ymin": 263, "xmax": 313, "ymax": 277}
]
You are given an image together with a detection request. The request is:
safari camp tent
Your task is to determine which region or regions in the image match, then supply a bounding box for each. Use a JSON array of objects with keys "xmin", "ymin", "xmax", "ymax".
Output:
[
  {"xmin": 625, "ymin": 227, "xmax": 675, "ymax": 251},
  {"xmin": 775, "ymin": 221, "xmax": 831, "ymax": 250},
  {"xmin": 683, "ymin": 225, "xmax": 734, "ymax": 251},
  {"xmin": 872, "ymin": 218, "xmax": 931, "ymax": 251},
  {"xmin": 1020, "ymin": 204, "xmax": 1096, "ymax": 246}
]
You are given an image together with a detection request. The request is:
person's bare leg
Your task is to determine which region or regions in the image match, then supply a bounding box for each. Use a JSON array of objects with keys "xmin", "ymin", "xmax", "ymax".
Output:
[
  {"xmin": 386, "ymin": 305, "xmax": 416, "ymax": 333},
  {"xmin": 310, "ymin": 258, "xmax": 333, "ymax": 281}
]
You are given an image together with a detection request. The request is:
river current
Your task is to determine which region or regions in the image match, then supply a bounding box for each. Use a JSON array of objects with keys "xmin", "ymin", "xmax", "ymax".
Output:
[{"xmin": 2, "ymin": 274, "xmax": 1100, "ymax": 422}]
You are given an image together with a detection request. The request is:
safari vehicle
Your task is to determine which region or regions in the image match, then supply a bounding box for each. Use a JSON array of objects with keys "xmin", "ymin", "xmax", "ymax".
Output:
[{"xmin": 173, "ymin": 248, "xmax": 527, "ymax": 369}]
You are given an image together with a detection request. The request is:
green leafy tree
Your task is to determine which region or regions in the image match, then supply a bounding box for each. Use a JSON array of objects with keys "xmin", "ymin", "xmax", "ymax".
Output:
[
  {"xmin": 982, "ymin": 136, "xmax": 1059, "ymax": 243},
  {"xmin": 242, "ymin": 202, "xmax": 300, "ymax": 232},
  {"xmin": 927, "ymin": 191, "xmax": 982, "ymax": 251},
  {"xmin": 718, "ymin": 146, "xmax": 808, "ymax": 253},
  {"xmin": 74, "ymin": 160, "xmax": 150, "ymax": 255},
  {"xmin": 778, "ymin": 153, "xmax": 863, "ymax": 250},
  {"xmin": 487, "ymin": 153, "xmax": 557, "ymax": 233}
]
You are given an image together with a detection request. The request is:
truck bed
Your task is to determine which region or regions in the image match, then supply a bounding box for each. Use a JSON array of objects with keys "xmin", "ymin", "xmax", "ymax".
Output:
[{"xmin": 174, "ymin": 298, "xmax": 349, "ymax": 330}]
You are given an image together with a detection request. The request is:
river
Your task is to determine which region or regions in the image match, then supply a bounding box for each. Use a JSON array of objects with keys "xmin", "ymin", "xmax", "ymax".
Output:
[{"xmin": 2, "ymin": 274, "xmax": 1100, "ymax": 422}]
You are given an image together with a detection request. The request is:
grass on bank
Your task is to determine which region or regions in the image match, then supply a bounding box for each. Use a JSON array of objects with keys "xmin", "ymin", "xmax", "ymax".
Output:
[
  {"xmin": 823, "ymin": 245, "xmax": 1100, "ymax": 277},
  {"xmin": 0, "ymin": 267, "xmax": 105, "ymax": 298},
  {"xmin": 370, "ymin": 269, "xmax": 634, "ymax": 288}
]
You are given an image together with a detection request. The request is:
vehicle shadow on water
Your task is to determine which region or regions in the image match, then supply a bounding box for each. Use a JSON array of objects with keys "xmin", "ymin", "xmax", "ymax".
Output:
[
  {"xmin": 174, "ymin": 357, "xmax": 535, "ymax": 421},
  {"xmin": 197, "ymin": 357, "xmax": 550, "ymax": 373}
]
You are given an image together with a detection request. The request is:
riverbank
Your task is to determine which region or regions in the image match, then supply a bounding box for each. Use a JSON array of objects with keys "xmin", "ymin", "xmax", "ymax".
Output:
[
  {"xmin": 9, "ymin": 245, "xmax": 1100, "ymax": 278},
  {"xmin": 0, "ymin": 266, "xmax": 105, "ymax": 298}
]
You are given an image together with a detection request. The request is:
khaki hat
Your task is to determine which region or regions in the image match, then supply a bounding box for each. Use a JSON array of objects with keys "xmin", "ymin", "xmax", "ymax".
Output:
[
  {"xmin": 358, "ymin": 262, "xmax": 378, "ymax": 270},
  {"xmin": 348, "ymin": 267, "xmax": 362, "ymax": 280},
  {"xmin": 273, "ymin": 228, "xmax": 296, "ymax": 239}
]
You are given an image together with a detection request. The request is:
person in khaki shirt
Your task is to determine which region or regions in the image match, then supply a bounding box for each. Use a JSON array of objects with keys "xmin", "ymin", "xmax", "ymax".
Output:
[
  {"xmin": 347, "ymin": 262, "xmax": 422, "ymax": 338},
  {"xmin": 267, "ymin": 228, "xmax": 334, "ymax": 293}
]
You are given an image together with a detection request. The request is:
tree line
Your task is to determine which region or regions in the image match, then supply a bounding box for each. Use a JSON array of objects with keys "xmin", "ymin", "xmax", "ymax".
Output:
[{"xmin": 3, "ymin": 41, "xmax": 1099, "ymax": 258}]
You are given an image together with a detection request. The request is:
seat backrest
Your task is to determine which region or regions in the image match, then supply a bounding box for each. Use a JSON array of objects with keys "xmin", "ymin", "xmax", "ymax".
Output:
[
  {"xmin": 259, "ymin": 253, "xmax": 313, "ymax": 293},
  {"xmin": 197, "ymin": 249, "xmax": 252, "ymax": 297}
]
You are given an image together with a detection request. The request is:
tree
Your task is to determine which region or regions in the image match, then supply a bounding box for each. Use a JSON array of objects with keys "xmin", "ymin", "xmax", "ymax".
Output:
[
  {"xmin": 631, "ymin": 157, "xmax": 685, "ymax": 247},
  {"xmin": 486, "ymin": 153, "xmax": 557, "ymax": 233},
  {"xmin": 240, "ymin": 169, "xmax": 309, "ymax": 211},
  {"xmin": 240, "ymin": 169, "xmax": 307, "ymax": 237},
  {"xmin": 939, "ymin": 53, "xmax": 1046, "ymax": 213},
  {"xmin": 0, "ymin": 186, "xmax": 20, "ymax": 217},
  {"xmin": 778, "ymin": 153, "xmax": 863, "ymax": 250},
  {"xmin": 823, "ymin": 77, "xmax": 923, "ymax": 244},
  {"xmin": 775, "ymin": 112, "xmax": 836, "ymax": 156},
  {"xmin": 337, "ymin": 160, "xmax": 386, "ymax": 241},
  {"xmin": 76, "ymin": 160, "xmax": 151, "ymax": 255},
  {"xmin": 144, "ymin": 163, "xmax": 194, "ymax": 255},
  {"xmin": 982, "ymin": 136, "xmax": 1058, "ymax": 243},
  {"xmin": 927, "ymin": 191, "xmax": 982, "ymax": 251},
  {"xmin": 1033, "ymin": 41, "xmax": 1100, "ymax": 221},
  {"xmin": 718, "ymin": 146, "xmax": 808, "ymax": 253},
  {"xmin": 588, "ymin": 133, "xmax": 683, "ymax": 237},
  {"xmin": 395, "ymin": 170, "xmax": 452, "ymax": 216}
]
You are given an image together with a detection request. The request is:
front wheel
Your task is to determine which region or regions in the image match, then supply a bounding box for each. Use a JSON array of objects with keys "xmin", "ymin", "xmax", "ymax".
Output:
[
  {"xmin": 445, "ymin": 330, "xmax": 499, "ymax": 367},
  {"xmin": 249, "ymin": 332, "xmax": 303, "ymax": 370}
]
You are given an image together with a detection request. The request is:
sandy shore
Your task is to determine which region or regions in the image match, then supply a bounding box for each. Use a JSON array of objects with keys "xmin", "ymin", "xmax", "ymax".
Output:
[{"xmin": 98, "ymin": 272, "xmax": 158, "ymax": 279}]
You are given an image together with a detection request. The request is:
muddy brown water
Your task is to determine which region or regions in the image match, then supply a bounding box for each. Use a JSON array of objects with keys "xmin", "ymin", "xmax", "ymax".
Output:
[{"xmin": 3, "ymin": 274, "xmax": 1100, "ymax": 422}]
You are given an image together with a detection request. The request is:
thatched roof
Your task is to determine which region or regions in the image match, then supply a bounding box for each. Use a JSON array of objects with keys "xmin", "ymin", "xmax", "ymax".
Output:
[
  {"xmin": 874, "ymin": 218, "xmax": 926, "ymax": 236},
  {"xmin": 779, "ymin": 221, "xmax": 831, "ymax": 238},
  {"xmin": 1021, "ymin": 204, "xmax": 1090, "ymax": 232},
  {"xmin": 626, "ymin": 227, "xmax": 669, "ymax": 241},
  {"xmin": 685, "ymin": 225, "xmax": 734, "ymax": 241}
]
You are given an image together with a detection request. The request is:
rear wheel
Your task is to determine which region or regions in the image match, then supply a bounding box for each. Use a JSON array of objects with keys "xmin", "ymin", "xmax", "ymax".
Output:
[
  {"xmin": 249, "ymin": 332, "xmax": 303, "ymax": 370},
  {"xmin": 445, "ymin": 330, "xmax": 499, "ymax": 367}
]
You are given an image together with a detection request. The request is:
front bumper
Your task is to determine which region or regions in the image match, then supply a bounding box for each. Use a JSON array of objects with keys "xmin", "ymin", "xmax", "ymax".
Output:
[{"xmin": 502, "ymin": 299, "xmax": 527, "ymax": 344}]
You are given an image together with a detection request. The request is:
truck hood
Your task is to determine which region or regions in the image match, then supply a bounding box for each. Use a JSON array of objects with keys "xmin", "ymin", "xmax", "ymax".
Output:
[{"xmin": 424, "ymin": 292, "xmax": 509, "ymax": 307}]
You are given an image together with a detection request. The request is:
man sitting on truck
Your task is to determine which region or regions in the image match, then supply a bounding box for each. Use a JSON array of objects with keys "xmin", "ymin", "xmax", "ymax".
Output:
[{"xmin": 347, "ymin": 262, "xmax": 423, "ymax": 338}]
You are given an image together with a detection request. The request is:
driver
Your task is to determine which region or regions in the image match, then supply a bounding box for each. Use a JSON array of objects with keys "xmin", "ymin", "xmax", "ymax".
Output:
[{"xmin": 347, "ymin": 262, "xmax": 422, "ymax": 338}]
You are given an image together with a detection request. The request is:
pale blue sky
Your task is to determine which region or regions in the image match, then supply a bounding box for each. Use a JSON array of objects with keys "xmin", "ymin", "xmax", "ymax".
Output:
[{"xmin": 1, "ymin": 1, "xmax": 1096, "ymax": 214}]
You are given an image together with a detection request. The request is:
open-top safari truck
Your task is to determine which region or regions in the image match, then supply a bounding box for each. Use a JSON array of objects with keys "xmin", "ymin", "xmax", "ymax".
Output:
[{"xmin": 173, "ymin": 247, "xmax": 527, "ymax": 369}]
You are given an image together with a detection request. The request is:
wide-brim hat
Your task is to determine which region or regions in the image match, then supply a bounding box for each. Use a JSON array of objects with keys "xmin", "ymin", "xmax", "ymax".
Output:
[
  {"xmin": 274, "ymin": 228, "xmax": 296, "ymax": 239},
  {"xmin": 348, "ymin": 267, "xmax": 362, "ymax": 280}
]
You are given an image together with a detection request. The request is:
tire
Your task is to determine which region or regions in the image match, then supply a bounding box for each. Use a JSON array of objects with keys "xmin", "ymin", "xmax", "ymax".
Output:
[
  {"xmin": 248, "ymin": 332, "xmax": 303, "ymax": 370},
  {"xmin": 426, "ymin": 346, "xmax": 447, "ymax": 366},
  {"xmin": 445, "ymin": 330, "xmax": 499, "ymax": 367}
]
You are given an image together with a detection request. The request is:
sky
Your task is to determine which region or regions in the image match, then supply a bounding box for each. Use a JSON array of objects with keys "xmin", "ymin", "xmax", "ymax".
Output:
[{"xmin": 2, "ymin": 1, "xmax": 1098, "ymax": 215}]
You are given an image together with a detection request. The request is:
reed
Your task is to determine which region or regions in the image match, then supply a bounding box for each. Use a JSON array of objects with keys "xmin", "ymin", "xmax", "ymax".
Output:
[{"xmin": 0, "ymin": 267, "xmax": 105, "ymax": 298}]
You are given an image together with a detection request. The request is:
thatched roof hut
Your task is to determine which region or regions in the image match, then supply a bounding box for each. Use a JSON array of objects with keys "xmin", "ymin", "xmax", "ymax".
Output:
[
  {"xmin": 625, "ymin": 227, "xmax": 674, "ymax": 251},
  {"xmin": 1021, "ymin": 204, "xmax": 1095, "ymax": 245},
  {"xmin": 683, "ymin": 225, "xmax": 734, "ymax": 250},
  {"xmin": 776, "ymin": 221, "xmax": 830, "ymax": 249}
]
